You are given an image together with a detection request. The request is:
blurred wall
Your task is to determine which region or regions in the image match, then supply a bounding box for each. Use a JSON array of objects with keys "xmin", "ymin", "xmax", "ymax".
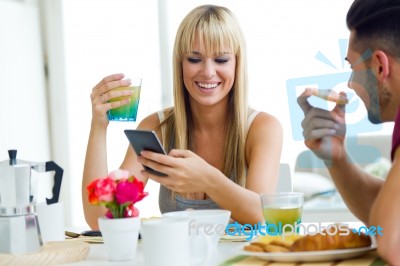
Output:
[
  {"xmin": 0, "ymin": 0, "xmax": 72, "ymax": 225},
  {"xmin": 0, "ymin": 0, "xmax": 50, "ymax": 165}
]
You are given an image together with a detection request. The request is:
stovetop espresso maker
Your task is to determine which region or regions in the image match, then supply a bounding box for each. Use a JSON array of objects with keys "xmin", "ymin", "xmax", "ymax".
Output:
[{"xmin": 0, "ymin": 149, "xmax": 63, "ymax": 254}]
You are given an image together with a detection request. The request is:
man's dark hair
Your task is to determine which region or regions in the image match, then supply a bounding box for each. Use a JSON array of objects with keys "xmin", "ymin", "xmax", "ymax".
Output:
[{"xmin": 346, "ymin": 0, "xmax": 400, "ymax": 58}]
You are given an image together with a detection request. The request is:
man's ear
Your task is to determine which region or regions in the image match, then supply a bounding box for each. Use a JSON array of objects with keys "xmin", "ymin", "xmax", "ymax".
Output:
[{"xmin": 372, "ymin": 50, "xmax": 389, "ymax": 81}]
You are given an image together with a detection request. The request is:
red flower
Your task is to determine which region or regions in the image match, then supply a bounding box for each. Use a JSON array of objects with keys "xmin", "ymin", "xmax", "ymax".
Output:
[
  {"xmin": 87, "ymin": 181, "xmax": 100, "ymax": 205},
  {"xmin": 87, "ymin": 177, "xmax": 116, "ymax": 204},
  {"xmin": 86, "ymin": 170, "xmax": 148, "ymax": 219}
]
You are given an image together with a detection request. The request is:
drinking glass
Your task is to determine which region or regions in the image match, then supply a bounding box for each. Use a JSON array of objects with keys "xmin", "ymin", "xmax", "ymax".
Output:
[
  {"xmin": 107, "ymin": 77, "xmax": 141, "ymax": 121},
  {"xmin": 260, "ymin": 192, "xmax": 304, "ymax": 235}
]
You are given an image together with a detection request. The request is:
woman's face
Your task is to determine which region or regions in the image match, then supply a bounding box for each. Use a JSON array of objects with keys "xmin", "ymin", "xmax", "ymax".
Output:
[{"xmin": 182, "ymin": 35, "xmax": 236, "ymax": 108}]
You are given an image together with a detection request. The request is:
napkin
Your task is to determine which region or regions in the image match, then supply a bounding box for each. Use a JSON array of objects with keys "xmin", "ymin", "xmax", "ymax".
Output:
[{"xmin": 65, "ymin": 235, "xmax": 103, "ymax": 244}]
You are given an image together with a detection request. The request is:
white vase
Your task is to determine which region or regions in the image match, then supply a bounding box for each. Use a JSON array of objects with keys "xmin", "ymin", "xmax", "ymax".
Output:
[{"xmin": 98, "ymin": 216, "xmax": 141, "ymax": 261}]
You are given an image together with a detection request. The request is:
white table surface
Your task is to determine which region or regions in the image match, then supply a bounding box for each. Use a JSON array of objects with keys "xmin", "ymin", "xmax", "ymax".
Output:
[
  {"xmin": 62, "ymin": 241, "xmax": 241, "ymax": 266},
  {"xmin": 302, "ymin": 193, "xmax": 360, "ymax": 223}
]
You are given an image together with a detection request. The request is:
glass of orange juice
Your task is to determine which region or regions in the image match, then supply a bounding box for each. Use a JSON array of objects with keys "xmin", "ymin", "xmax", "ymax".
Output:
[{"xmin": 260, "ymin": 192, "xmax": 304, "ymax": 235}]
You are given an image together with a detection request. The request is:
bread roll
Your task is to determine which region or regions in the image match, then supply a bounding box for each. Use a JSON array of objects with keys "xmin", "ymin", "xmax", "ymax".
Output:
[
  {"xmin": 290, "ymin": 226, "xmax": 371, "ymax": 252},
  {"xmin": 311, "ymin": 88, "xmax": 349, "ymax": 105}
]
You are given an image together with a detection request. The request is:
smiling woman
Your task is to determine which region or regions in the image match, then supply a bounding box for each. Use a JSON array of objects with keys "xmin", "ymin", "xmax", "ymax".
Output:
[{"xmin": 81, "ymin": 4, "xmax": 284, "ymax": 229}]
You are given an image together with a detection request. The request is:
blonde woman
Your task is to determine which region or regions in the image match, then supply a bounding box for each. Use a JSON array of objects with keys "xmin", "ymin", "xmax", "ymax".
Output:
[{"xmin": 83, "ymin": 5, "xmax": 283, "ymax": 229}]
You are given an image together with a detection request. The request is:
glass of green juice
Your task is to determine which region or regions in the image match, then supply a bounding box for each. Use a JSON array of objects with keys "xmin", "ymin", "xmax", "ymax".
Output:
[
  {"xmin": 107, "ymin": 77, "xmax": 142, "ymax": 122},
  {"xmin": 260, "ymin": 192, "xmax": 304, "ymax": 235}
]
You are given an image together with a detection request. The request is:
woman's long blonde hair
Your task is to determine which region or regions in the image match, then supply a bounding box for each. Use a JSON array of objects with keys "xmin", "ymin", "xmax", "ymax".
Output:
[{"xmin": 161, "ymin": 5, "xmax": 248, "ymax": 186}]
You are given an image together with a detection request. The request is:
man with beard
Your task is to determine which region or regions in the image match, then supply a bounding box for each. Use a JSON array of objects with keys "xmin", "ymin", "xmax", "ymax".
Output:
[{"xmin": 297, "ymin": 0, "xmax": 400, "ymax": 264}]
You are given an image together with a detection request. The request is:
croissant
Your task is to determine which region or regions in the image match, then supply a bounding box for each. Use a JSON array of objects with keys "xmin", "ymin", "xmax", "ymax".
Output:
[{"xmin": 290, "ymin": 226, "xmax": 371, "ymax": 252}]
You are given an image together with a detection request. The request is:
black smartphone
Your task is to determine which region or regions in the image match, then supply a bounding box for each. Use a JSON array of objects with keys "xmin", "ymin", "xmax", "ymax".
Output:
[
  {"xmin": 81, "ymin": 230, "xmax": 102, "ymax": 237},
  {"xmin": 124, "ymin": 129, "xmax": 168, "ymax": 177},
  {"xmin": 81, "ymin": 230, "xmax": 141, "ymax": 239}
]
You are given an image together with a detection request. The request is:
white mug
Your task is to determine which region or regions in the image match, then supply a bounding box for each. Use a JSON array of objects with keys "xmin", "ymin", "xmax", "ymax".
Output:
[
  {"xmin": 35, "ymin": 201, "xmax": 65, "ymax": 242},
  {"xmin": 141, "ymin": 217, "xmax": 212, "ymax": 266},
  {"xmin": 163, "ymin": 209, "xmax": 231, "ymax": 260}
]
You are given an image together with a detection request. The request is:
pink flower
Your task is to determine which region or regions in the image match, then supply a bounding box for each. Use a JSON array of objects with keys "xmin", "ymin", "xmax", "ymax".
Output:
[
  {"xmin": 105, "ymin": 209, "xmax": 114, "ymax": 219},
  {"xmin": 86, "ymin": 170, "xmax": 148, "ymax": 219},
  {"xmin": 124, "ymin": 204, "xmax": 139, "ymax": 218},
  {"xmin": 115, "ymin": 178, "xmax": 148, "ymax": 205}
]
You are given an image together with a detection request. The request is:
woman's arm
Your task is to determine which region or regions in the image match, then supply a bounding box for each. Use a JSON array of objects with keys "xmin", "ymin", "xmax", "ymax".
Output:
[
  {"xmin": 82, "ymin": 113, "xmax": 161, "ymax": 229},
  {"xmin": 210, "ymin": 112, "xmax": 283, "ymax": 224},
  {"xmin": 244, "ymin": 112, "xmax": 283, "ymax": 194},
  {"xmin": 81, "ymin": 73, "xmax": 161, "ymax": 229},
  {"xmin": 82, "ymin": 73, "xmax": 132, "ymax": 229},
  {"xmin": 82, "ymin": 124, "xmax": 109, "ymax": 230}
]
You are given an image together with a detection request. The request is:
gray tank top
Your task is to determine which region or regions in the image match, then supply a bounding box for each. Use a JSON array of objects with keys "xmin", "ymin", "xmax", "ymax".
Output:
[{"xmin": 157, "ymin": 110, "xmax": 260, "ymax": 213}]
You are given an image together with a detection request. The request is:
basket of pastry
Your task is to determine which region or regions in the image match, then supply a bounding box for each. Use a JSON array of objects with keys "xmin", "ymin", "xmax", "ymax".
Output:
[{"xmin": 243, "ymin": 225, "xmax": 372, "ymax": 253}]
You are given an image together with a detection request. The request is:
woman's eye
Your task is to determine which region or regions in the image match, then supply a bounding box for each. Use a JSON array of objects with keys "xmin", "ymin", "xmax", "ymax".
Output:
[
  {"xmin": 187, "ymin": 58, "xmax": 201, "ymax": 63},
  {"xmin": 215, "ymin": 58, "xmax": 229, "ymax": 64}
]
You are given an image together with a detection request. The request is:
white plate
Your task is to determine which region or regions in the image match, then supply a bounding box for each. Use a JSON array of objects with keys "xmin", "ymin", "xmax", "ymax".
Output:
[{"xmin": 237, "ymin": 244, "xmax": 377, "ymax": 262}]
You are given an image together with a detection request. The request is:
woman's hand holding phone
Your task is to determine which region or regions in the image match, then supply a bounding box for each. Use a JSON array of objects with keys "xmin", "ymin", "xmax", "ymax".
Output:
[{"xmin": 124, "ymin": 130, "xmax": 168, "ymax": 176}]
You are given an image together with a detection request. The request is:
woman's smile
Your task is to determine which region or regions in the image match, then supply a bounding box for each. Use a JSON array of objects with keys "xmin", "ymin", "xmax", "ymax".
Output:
[{"xmin": 196, "ymin": 82, "xmax": 221, "ymax": 92}]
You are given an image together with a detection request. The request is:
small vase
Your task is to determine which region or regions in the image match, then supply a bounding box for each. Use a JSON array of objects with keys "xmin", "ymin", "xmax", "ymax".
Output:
[{"xmin": 98, "ymin": 216, "xmax": 141, "ymax": 261}]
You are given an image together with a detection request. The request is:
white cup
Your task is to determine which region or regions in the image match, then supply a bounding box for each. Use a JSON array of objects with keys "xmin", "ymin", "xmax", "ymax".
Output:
[
  {"xmin": 35, "ymin": 202, "xmax": 65, "ymax": 242},
  {"xmin": 163, "ymin": 209, "xmax": 231, "ymax": 260},
  {"xmin": 141, "ymin": 217, "xmax": 212, "ymax": 266}
]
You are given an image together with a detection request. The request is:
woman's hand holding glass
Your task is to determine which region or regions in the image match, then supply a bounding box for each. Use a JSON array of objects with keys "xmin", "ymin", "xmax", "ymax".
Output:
[{"xmin": 90, "ymin": 73, "xmax": 133, "ymax": 127}]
